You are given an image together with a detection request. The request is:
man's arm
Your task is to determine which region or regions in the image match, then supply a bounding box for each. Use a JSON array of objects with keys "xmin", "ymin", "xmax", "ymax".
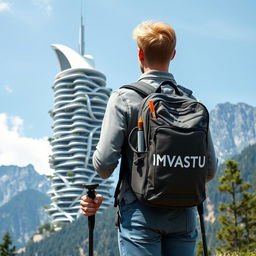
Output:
[
  {"xmin": 93, "ymin": 90, "xmax": 128, "ymax": 179},
  {"xmin": 80, "ymin": 90, "xmax": 128, "ymax": 216}
]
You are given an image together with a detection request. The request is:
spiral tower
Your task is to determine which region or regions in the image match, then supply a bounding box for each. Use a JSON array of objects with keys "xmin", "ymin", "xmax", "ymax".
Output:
[{"xmin": 47, "ymin": 44, "xmax": 113, "ymax": 223}]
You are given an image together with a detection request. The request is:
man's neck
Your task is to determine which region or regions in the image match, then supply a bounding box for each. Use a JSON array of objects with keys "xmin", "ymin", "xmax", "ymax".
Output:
[
  {"xmin": 142, "ymin": 62, "xmax": 169, "ymax": 73},
  {"xmin": 143, "ymin": 67, "xmax": 169, "ymax": 73}
]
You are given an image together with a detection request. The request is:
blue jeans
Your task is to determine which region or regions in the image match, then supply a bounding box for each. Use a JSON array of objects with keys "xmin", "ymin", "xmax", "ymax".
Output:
[{"xmin": 118, "ymin": 199, "xmax": 198, "ymax": 256}]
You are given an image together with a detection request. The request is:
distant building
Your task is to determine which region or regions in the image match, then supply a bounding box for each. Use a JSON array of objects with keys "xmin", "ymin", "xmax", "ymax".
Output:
[{"xmin": 47, "ymin": 16, "xmax": 113, "ymax": 223}]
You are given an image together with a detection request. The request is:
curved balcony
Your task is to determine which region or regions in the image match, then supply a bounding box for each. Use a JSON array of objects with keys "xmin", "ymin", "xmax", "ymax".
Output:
[{"xmin": 48, "ymin": 44, "xmax": 113, "ymax": 223}]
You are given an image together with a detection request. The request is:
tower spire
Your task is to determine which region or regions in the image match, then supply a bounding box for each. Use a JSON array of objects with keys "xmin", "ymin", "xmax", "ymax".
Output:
[{"xmin": 79, "ymin": 0, "xmax": 85, "ymax": 56}]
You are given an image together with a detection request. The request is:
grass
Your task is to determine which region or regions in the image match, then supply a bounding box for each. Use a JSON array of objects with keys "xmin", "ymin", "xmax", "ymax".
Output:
[{"xmin": 215, "ymin": 252, "xmax": 256, "ymax": 256}]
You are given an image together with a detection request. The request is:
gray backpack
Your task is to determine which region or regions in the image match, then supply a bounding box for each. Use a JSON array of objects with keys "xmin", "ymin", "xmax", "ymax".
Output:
[{"xmin": 114, "ymin": 80, "xmax": 209, "ymax": 208}]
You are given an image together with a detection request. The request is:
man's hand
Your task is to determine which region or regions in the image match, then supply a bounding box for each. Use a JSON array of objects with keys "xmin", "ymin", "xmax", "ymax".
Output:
[{"xmin": 80, "ymin": 194, "xmax": 103, "ymax": 216}]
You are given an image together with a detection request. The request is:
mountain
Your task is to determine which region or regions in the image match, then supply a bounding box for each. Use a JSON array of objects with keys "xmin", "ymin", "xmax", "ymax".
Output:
[
  {"xmin": 0, "ymin": 164, "xmax": 51, "ymax": 248},
  {"xmin": 0, "ymin": 189, "xmax": 51, "ymax": 249},
  {"xmin": 0, "ymin": 101, "xmax": 254, "ymax": 254},
  {"xmin": 0, "ymin": 164, "xmax": 50, "ymax": 207},
  {"xmin": 210, "ymin": 102, "xmax": 256, "ymax": 163}
]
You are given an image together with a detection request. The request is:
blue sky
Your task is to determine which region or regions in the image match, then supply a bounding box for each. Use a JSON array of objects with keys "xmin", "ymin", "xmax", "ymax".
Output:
[{"xmin": 0, "ymin": 0, "xmax": 255, "ymax": 174}]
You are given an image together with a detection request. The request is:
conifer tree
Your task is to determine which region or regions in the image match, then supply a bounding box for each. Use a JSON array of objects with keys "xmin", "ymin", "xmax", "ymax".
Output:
[
  {"xmin": 196, "ymin": 240, "xmax": 204, "ymax": 256},
  {"xmin": 196, "ymin": 239, "xmax": 212, "ymax": 256},
  {"xmin": 0, "ymin": 232, "xmax": 16, "ymax": 256},
  {"xmin": 217, "ymin": 159, "xmax": 256, "ymax": 252}
]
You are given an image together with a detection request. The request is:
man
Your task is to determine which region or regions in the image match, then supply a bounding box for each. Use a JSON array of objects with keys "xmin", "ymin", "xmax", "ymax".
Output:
[{"xmin": 81, "ymin": 21, "xmax": 217, "ymax": 255}]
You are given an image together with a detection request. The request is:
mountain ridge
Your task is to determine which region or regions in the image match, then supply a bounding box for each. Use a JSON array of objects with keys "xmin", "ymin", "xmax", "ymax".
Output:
[
  {"xmin": 210, "ymin": 101, "xmax": 256, "ymax": 163},
  {"xmin": 0, "ymin": 164, "xmax": 50, "ymax": 207}
]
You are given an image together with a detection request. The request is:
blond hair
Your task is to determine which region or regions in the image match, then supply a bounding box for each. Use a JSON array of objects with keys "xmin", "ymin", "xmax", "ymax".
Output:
[{"xmin": 133, "ymin": 21, "xmax": 176, "ymax": 65}]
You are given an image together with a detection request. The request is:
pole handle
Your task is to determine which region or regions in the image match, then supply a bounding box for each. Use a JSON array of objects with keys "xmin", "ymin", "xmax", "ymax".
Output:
[{"xmin": 84, "ymin": 184, "xmax": 99, "ymax": 199}]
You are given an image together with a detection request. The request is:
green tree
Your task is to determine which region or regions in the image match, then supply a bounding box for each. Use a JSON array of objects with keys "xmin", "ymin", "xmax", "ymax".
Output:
[
  {"xmin": 66, "ymin": 171, "xmax": 75, "ymax": 177},
  {"xmin": 0, "ymin": 232, "xmax": 16, "ymax": 256},
  {"xmin": 196, "ymin": 240, "xmax": 204, "ymax": 256},
  {"xmin": 37, "ymin": 223, "xmax": 55, "ymax": 234},
  {"xmin": 217, "ymin": 160, "xmax": 256, "ymax": 252},
  {"xmin": 196, "ymin": 240, "xmax": 212, "ymax": 256}
]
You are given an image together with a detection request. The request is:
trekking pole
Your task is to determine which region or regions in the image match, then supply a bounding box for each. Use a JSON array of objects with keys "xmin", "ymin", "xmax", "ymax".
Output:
[
  {"xmin": 84, "ymin": 184, "xmax": 99, "ymax": 256},
  {"xmin": 197, "ymin": 202, "xmax": 208, "ymax": 256}
]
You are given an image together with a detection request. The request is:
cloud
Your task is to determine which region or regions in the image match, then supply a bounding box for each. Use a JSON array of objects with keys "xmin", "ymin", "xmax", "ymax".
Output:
[
  {"xmin": 0, "ymin": 113, "xmax": 53, "ymax": 175},
  {"xmin": 0, "ymin": 1, "xmax": 11, "ymax": 12},
  {"xmin": 4, "ymin": 84, "xmax": 13, "ymax": 94},
  {"xmin": 32, "ymin": 0, "xmax": 53, "ymax": 16}
]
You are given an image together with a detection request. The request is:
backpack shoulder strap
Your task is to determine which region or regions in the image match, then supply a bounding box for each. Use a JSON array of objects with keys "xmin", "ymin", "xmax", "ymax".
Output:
[
  {"xmin": 114, "ymin": 81, "xmax": 154, "ymax": 207},
  {"xmin": 120, "ymin": 81, "xmax": 156, "ymax": 97},
  {"xmin": 114, "ymin": 149, "xmax": 129, "ymax": 207},
  {"xmin": 121, "ymin": 80, "xmax": 182, "ymax": 96},
  {"xmin": 159, "ymin": 80, "xmax": 182, "ymax": 95}
]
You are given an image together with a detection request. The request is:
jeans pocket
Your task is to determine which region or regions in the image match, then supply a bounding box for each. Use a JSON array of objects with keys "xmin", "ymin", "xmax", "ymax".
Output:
[
  {"xmin": 120, "ymin": 198, "xmax": 137, "ymax": 213},
  {"xmin": 166, "ymin": 208, "xmax": 196, "ymax": 235},
  {"xmin": 119, "ymin": 199, "xmax": 136, "ymax": 225}
]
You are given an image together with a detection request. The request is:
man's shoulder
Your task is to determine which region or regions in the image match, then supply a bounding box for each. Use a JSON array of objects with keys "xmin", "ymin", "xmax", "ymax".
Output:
[
  {"xmin": 114, "ymin": 83, "xmax": 145, "ymax": 99},
  {"xmin": 109, "ymin": 86, "xmax": 133, "ymax": 98},
  {"xmin": 107, "ymin": 85, "xmax": 143, "ymax": 109}
]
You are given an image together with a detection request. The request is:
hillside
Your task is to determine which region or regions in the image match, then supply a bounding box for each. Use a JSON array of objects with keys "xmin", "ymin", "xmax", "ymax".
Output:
[
  {"xmin": 0, "ymin": 189, "xmax": 50, "ymax": 248},
  {"xmin": 23, "ymin": 206, "xmax": 119, "ymax": 256},
  {"xmin": 206, "ymin": 143, "xmax": 256, "ymax": 249},
  {"xmin": 22, "ymin": 144, "xmax": 256, "ymax": 255}
]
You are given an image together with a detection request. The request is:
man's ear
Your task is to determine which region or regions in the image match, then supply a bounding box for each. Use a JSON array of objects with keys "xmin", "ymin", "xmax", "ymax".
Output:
[
  {"xmin": 171, "ymin": 49, "xmax": 176, "ymax": 60},
  {"xmin": 138, "ymin": 48, "xmax": 144, "ymax": 61}
]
